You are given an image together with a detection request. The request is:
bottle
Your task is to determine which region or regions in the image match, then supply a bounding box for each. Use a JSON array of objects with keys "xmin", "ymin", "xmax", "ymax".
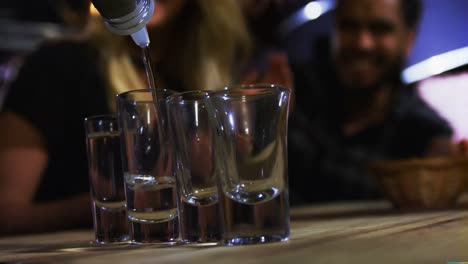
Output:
[{"xmin": 90, "ymin": 0, "xmax": 154, "ymax": 47}]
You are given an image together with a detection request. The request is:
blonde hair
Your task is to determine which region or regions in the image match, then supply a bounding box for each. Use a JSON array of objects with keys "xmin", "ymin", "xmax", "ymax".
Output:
[
  {"xmin": 83, "ymin": 0, "xmax": 252, "ymax": 111},
  {"xmin": 83, "ymin": 16, "xmax": 144, "ymax": 112},
  {"xmin": 147, "ymin": 0, "xmax": 252, "ymax": 92}
]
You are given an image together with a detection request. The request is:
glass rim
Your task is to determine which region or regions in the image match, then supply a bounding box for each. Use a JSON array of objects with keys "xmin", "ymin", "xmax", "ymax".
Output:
[
  {"xmin": 207, "ymin": 84, "xmax": 290, "ymax": 99},
  {"xmin": 165, "ymin": 90, "xmax": 213, "ymax": 104},
  {"xmin": 84, "ymin": 114, "xmax": 118, "ymax": 135},
  {"xmin": 116, "ymin": 88, "xmax": 177, "ymax": 101},
  {"xmin": 218, "ymin": 83, "xmax": 288, "ymax": 91},
  {"xmin": 84, "ymin": 114, "xmax": 117, "ymax": 122}
]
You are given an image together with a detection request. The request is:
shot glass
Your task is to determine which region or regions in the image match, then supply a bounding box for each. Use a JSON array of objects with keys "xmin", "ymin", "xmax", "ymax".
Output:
[
  {"xmin": 116, "ymin": 89, "xmax": 179, "ymax": 244},
  {"xmin": 206, "ymin": 84, "xmax": 291, "ymax": 245},
  {"xmin": 84, "ymin": 115, "xmax": 129, "ymax": 244},
  {"xmin": 166, "ymin": 91, "xmax": 222, "ymax": 244}
]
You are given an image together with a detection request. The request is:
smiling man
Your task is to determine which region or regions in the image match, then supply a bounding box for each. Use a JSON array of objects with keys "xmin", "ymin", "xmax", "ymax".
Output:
[
  {"xmin": 333, "ymin": 0, "xmax": 416, "ymax": 94},
  {"xmin": 288, "ymin": 0, "xmax": 458, "ymax": 204}
]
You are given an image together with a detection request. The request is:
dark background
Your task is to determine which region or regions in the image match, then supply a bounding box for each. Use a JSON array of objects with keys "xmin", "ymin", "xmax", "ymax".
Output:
[{"xmin": 1, "ymin": 0, "xmax": 467, "ymax": 66}]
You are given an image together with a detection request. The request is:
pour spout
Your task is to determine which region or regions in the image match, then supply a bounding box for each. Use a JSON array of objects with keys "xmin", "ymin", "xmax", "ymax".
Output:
[{"xmin": 131, "ymin": 27, "xmax": 150, "ymax": 47}]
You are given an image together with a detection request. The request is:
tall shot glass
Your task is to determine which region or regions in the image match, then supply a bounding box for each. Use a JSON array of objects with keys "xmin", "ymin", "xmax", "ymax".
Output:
[
  {"xmin": 166, "ymin": 91, "xmax": 222, "ymax": 243},
  {"xmin": 116, "ymin": 89, "xmax": 179, "ymax": 243},
  {"xmin": 206, "ymin": 84, "xmax": 291, "ymax": 245},
  {"xmin": 84, "ymin": 115, "xmax": 129, "ymax": 244}
]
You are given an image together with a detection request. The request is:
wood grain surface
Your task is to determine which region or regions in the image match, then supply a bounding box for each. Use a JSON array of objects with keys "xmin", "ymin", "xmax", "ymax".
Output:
[{"xmin": 0, "ymin": 198, "xmax": 467, "ymax": 263}]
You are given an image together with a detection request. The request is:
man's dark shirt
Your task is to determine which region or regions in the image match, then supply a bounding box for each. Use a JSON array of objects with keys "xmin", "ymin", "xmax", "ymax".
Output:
[{"xmin": 288, "ymin": 62, "xmax": 453, "ymax": 205}]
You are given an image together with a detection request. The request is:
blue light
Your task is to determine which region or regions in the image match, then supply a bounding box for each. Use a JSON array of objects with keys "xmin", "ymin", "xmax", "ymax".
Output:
[
  {"xmin": 402, "ymin": 46, "xmax": 468, "ymax": 84},
  {"xmin": 277, "ymin": 0, "xmax": 336, "ymax": 36},
  {"xmin": 304, "ymin": 2, "xmax": 322, "ymax": 20}
]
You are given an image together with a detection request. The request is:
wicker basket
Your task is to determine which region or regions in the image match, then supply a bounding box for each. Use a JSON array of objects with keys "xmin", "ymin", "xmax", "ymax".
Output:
[{"xmin": 368, "ymin": 157, "xmax": 468, "ymax": 210}]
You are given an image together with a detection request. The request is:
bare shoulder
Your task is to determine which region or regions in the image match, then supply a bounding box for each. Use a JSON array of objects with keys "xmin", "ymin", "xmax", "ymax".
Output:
[{"xmin": 0, "ymin": 111, "xmax": 45, "ymax": 149}]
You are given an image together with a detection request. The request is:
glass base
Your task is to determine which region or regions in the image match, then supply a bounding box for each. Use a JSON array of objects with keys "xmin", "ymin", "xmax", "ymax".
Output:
[
  {"xmin": 129, "ymin": 240, "xmax": 181, "ymax": 247},
  {"xmin": 224, "ymin": 235, "xmax": 289, "ymax": 246},
  {"xmin": 129, "ymin": 217, "xmax": 179, "ymax": 244},
  {"xmin": 179, "ymin": 240, "xmax": 220, "ymax": 248},
  {"xmin": 91, "ymin": 236, "xmax": 130, "ymax": 246}
]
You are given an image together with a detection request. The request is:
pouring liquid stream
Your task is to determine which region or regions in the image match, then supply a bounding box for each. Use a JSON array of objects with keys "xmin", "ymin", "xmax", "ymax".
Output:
[
  {"xmin": 140, "ymin": 44, "xmax": 167, "ymax": 146},
  {"xmin": 141, "ymin": 46, "xmax": 160, "ymax": 102}
]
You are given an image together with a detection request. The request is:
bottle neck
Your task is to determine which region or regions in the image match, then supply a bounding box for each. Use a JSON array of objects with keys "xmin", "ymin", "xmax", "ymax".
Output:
[{"xmin": 92, "ymin": 0, "xmax": 155, "ymax": 36}]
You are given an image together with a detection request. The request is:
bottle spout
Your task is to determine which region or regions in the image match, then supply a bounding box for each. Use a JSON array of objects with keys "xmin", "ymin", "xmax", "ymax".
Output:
[
  {"xmin": 90, "ymin": 0, "xmax": 154, "ymax": 37},
  {"xmin": 131, "ymin": 27, "xmax": 150, "ymax": 47}
]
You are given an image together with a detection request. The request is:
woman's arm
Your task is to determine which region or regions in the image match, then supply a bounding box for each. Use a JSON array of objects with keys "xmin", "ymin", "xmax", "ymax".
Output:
[
  {"xmin": 0, "ymin": 193, "xmax": 91, "ymax": 235},
  {"xmin": 0, "ymin": 112, "xmax": 91, "ymax": 235}
]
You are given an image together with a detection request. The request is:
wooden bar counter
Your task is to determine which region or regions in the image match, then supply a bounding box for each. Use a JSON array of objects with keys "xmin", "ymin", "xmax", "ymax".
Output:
[{"xmin": 1, "ymin": 198, "xmax": 467, "ymax": 263}]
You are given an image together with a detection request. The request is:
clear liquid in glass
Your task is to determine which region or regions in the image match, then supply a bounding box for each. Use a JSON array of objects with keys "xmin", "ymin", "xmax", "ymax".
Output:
[
  {"xmin": 87, "ymin": 132, "xmax": 129, "ymax": 243},
  {"xmin": 91, "ymin": 200, "xmax": 129, "ymax": 243},
  {"xmin": 124, "ymin": 173, "xmax": 179, "ymax": 243}
]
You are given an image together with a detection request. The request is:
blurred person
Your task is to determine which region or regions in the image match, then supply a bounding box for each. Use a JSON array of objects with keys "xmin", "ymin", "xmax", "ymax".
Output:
[
  {"xmin": 0, "ymin": 0, "xmax": 97, "ymax": 235},
  {"xmin": 0, "ymin": 0, "xmax": 91, "ymax": 110},
  {"xmin": 288, "ymin": 0, "xmax": 465, "ymax": 205},
  {"xmin": 0, "ymin": 0, "xmax": 292, "ymax": 235}
]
